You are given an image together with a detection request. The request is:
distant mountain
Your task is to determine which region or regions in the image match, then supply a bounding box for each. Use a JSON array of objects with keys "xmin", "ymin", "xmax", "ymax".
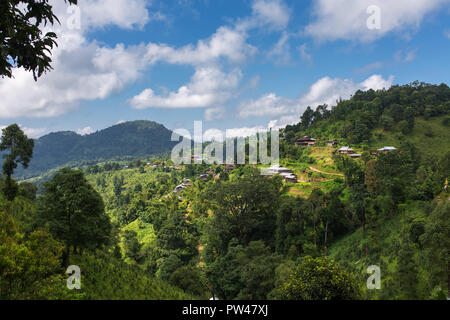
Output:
[{"xmin": 15, "ymin": 120, "xmax": 179, "ymax": 178}]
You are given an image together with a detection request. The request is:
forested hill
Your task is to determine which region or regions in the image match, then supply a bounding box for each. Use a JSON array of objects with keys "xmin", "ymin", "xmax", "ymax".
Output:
[
  {"xmin": 282, "ymin": 81, "xmax": 450, "ymax": 163},
  {"xmin": 15, "ymin": 120, "xmax": 179, "ymax": 178}
]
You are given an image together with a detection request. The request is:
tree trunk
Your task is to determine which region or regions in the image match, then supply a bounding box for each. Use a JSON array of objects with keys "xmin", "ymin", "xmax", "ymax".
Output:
[{"xmin": 64, "ymin": 244, "xmax": 71, "ymax": 268}]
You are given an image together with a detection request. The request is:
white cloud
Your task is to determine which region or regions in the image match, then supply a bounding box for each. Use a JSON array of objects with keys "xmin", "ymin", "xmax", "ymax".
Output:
[
  {"xmin": 225, "ymin": 126, "xmax": 269, "ymax": 139},
  {"xmin": 237, "ymin": 93, "xmax": 292, "ymax": 118},
  {"xmin": 237, "ymin": 74, "xmax": 394, "ymax": 127},
  {"xmin": 304, "ymin": 0, "xmax": 449, "ymax": 42},
  {"xmin": 0, "ymin": 0, "xmax": 287, "ymax": 120},
  {"xmin": 129, "ymin": 22, "xmax": 260, "ymax": 111},
  {"xmin": 0, "ymin": 125, "xmax": 47, "ymax": 138},
  {"xmin": 79, "ymin": 0, "xmax": 151, "ymax": 30},
  {"xmin": 144, "ymin": 26, "xmax": 256, "ymax": 66},
  {"xmin": 130, "ymin": 67, "xmax": 242, "ymax": 109},
  {"xmin": 251, "ymin": 0, "xmax": 291, "ymax": 30},
  {"xmin": 77, "ymin": 126, "xmax": 95, "ymax": 135},
  {"xmin": 0, "ymin": 0, "xmax": 154, "ymax": 119}
]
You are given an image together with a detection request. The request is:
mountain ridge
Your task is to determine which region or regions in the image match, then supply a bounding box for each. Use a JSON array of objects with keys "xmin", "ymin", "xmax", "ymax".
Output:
[{"xmin": 14, "ymin": 120, "xmax": 179, "ymax": 179}]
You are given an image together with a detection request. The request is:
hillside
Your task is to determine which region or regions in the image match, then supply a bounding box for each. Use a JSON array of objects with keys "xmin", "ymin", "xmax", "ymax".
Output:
[
  {"xmin": 1, "ymin": 82, "xmax": 448, "ymax": 300},
  {"xmin": 1, "ymin": 191, "xmax": 196, "ymax": 300},
  {"xmin": 13, "ymin": 120, "xmax": 179, "ymax": 179}
]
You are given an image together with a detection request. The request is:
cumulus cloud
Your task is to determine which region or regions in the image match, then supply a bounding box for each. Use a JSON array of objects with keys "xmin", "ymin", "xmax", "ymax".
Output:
[
  {"xmin": 237, "ymin": 93, "xmax": 292, "ymax": 118},
  {"xmin": 0, "ymin": 0, "xmax": 154, "ymax": 119},
  {"xmin": 130, "ymin": 67, "xmax": 242, "ymax": 109},
  {"xmin": 79, "ymin": 0, "xmax": 152, "ymax": 30},
  {"xmin": 237, "ymin": 74, "xmax": 394, "ymax": 127},
  {"xmin": 304, "ymin": 0, "xmax": 449, "ymax": 42},
  {"xmin": 0, "ymin": 0, "xmax": 289, "ymax": 120},
  {"xmin": 129, "ymin": 1, "xmax": 291, "ymax": 114},
  {"xmin": 143, "ymin": 26, "xmax": 256, "ymax": 66},
  {"xmin": 130, "ymin": 23, "xmax": 258, "ymax": 111}
]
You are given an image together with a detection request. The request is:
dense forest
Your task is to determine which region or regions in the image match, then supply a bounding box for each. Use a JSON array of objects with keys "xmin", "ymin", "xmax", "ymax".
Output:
[{"xmin": 0, "ymin": 82, "xmax": 449, "ymax": 300}]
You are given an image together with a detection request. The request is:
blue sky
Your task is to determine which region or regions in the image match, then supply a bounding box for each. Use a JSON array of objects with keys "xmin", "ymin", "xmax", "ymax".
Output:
[{"xmin": 1, "ymin": 0, "xmax": 449, "ymax": 139}]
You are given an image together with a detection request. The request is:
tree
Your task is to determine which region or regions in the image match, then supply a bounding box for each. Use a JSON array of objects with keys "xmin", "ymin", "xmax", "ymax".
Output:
[
  {"xmin": 420, "ymin": 203, "xmax": 450, "ymax": 298},
  {"xmin": 113, "ymin": 174, "xmax": 124, "ymax": 198},
  {"xmin": 276, "ymin": 256, "xmax": 360, "ymax": 300},
  {"xmin": 169, "ymin": 265, "xmax": 208, "ymax": 298},
  {"xmin": 205, "ymin": 167, "xmax": 283, "ymax": 254},
  {"xmin": 301, "ymin": 106, "xmax": 314, "ymax": 128},
  {"xmin": 0, "ymin": 210, "xmax": 82, "ymax": 299},
  {"xmin": 18, "ymin": 181, "xmax": 37, "ymax": 200},
  {"xmin": 0, "ymin": 124, "xmax": 34, "ymax": 201},
  {"xmin": 206, "ymin": 240, "xmax": 280, "ymax": 300},
  {"xmin": 1, "ymin": 0, "xmax": 78, "ymax": 80},
  {"xmin": 122, "ymin": 230, "xmax": 142, "ymax": 262},
  {"xmin": 236, "ymin": 241, "xmax": 281, "ymax": 300},
  {"xmin": 38, "ymin": 168, "xmax": 111, "ymax": 266},
  {"xmin": 395, "ymin": 238, "xmax": 419, "ymax": 299}
]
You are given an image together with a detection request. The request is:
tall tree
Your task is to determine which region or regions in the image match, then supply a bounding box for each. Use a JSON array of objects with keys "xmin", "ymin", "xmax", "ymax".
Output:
[
  {"xmin": 205, "ymin": 167, "xmax": 283, "ymax": 254},
  {"xmin": 420, "ymin": 203, "xmax": 450, "ymax": 298},
  {"xmin": 276, "ymin": 256, "xmax": 360, "ymax": 300},
  {"xmin": 0, "ymin": 124, "xmax": 34, "ymax": 201},
  {"xmin": 38, "ymin": 168, "xmax": 111, "ymax": 266},
  {"xmin": 1, "ymin": 0, "xmax": 77, "ymax": 80}
]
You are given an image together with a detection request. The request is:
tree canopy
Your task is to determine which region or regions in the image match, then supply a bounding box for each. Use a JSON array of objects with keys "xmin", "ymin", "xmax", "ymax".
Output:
[{"xmin": 0, "ymin": 0, "xmax": 77, "ymax": 80}]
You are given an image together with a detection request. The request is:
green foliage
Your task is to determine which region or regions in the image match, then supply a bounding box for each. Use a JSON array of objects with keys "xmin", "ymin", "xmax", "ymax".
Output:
[
  {"xmin": 18, "ymin": 181, "xmax": 37, "ymax": 201},
  {"xmin": 203, "ymin": 166, "xmax": 283, "ymax": 255},
  {"xmin": 395, "ymin": 238, "xmax": 419, "ymax": 299},
  {"xmin": 169, "ymin": 265, "xmax": 208, "ymax": 298},
  {"xmin": 275, "ymin": 256, "xmax": 360, "ymax": 300},
  {"xmin": 206, "ymin": 240, "xmax": 281, "ymax": 300},
  {"xmin": 71, "ymin": 251, "xmax": 195, "ymax": 300},
  {"xmin": 0, "ymin": 0, "xmax": 78, "ymax": 80},
  {"xmin": 37, "ymin": 168, "xmax": 112, "ymax": 265},
  {"xmin": 420, "ymin": 202, "xmax": 450, "ymax": 297},
  {"xmin": 0, "ymin": 210, "xmax": 82, "ymax": 299},
  {"xmin": 0, "ymin": 124, "xmax": 34, "ymax": 200},
  {"xmin": 122, "ymin": 230, "xmax": 142, "ymax": 262}
]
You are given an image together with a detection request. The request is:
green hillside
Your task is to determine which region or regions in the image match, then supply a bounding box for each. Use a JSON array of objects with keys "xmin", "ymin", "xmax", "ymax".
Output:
[
  {"xmin": 1, "ymin": 82, "xmax": 449, "ymax": 300},
  {"xmin": 0, "ymin": 193, "xmax": 195, "ymax": 300}
]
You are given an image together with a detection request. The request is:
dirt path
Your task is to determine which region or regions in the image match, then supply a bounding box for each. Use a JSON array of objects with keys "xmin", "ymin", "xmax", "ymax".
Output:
[{"xmin": 309, "ymin": 166, "xmax": 344, "ymax": 177}]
